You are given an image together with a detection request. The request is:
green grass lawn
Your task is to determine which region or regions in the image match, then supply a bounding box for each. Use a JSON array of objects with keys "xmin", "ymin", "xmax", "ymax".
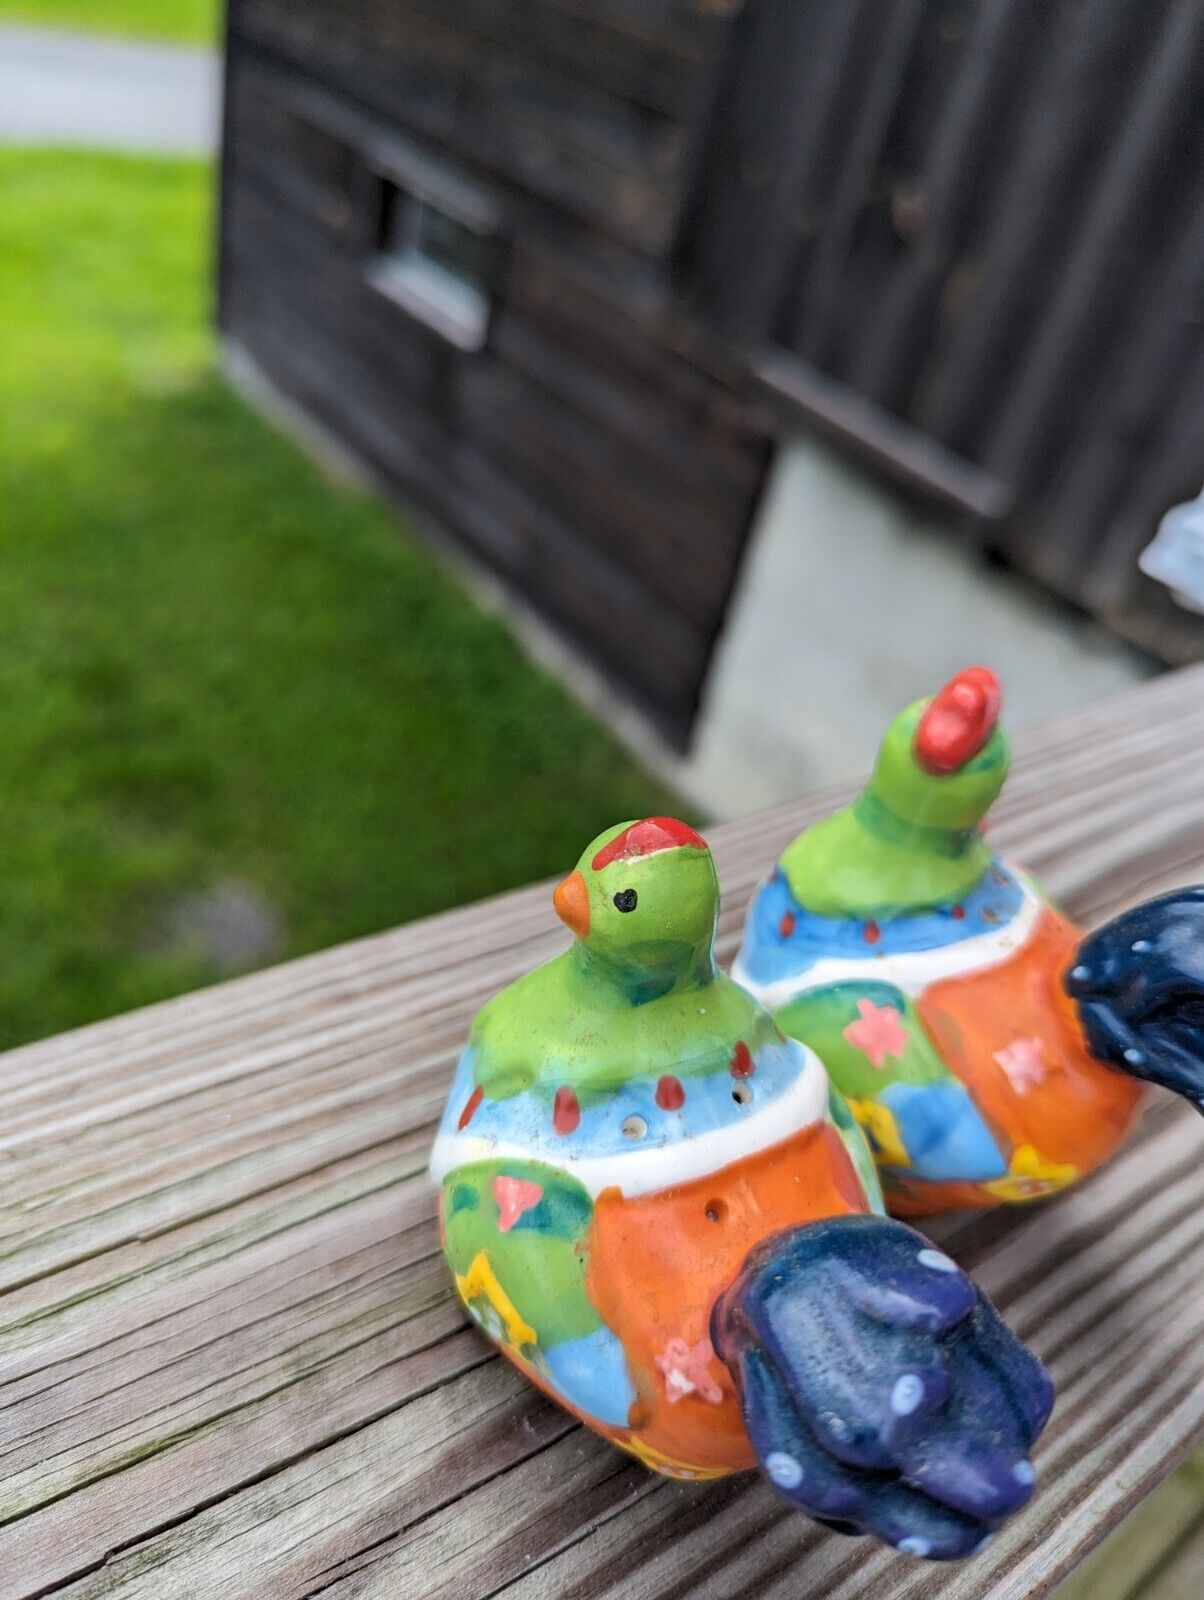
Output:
[
  {"xmin": 0, "ymin": 149, "xmax": 679, "ymax": 1050},
  {"xmin": 0, "ymin": 0, "xmax": 217, "ymax": 44}
]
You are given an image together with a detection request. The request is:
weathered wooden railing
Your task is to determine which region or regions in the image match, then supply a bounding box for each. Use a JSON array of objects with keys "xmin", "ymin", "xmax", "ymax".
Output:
[{"xmin": 0, "ymin": 665, "xmax": 1202, "ymax": 1597}]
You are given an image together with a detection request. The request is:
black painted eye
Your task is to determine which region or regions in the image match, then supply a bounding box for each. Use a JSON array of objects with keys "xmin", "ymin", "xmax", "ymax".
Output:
[{"xmin": 613, "ymin": 888, "xmax": 638, "ymax": 913}]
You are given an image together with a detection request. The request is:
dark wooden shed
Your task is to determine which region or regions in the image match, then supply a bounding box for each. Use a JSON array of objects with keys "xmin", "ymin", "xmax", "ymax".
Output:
[{"xmin": 219, "ymin": 0, "xmax": 1204, "ymax": 747}]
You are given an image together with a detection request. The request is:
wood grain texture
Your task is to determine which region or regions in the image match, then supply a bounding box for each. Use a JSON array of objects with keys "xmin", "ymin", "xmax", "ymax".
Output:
[
  {"xmin": 1052, "ymin": 1453, "xmax": 1204, "ymax": 1600},
  {"xmin": 679, "ymin": 0, "xmax": 1204, "ymax": 665},
  {"xmin": 218, "ymin": 44, "xmax": 771, "ymax": 747},
  {"xmin": 230, "ymin": 0, "xmax": 732, "ymax": 254},
  {"xmin": 0, "ymin": 666, "xmax": 1202, "ymax": 1598}
]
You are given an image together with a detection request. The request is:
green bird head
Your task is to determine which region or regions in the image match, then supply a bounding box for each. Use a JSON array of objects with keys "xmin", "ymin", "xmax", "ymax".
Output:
[
  {"xmin": 866, "ymin": 665, "xmax": 1010, "ymax": 835},
  {"xmin": 553, "ymin": 816, "xmax": 718, "ymax": 1001},
  {"xmin": 781, "ymin": 667, "xmax": 1012, "ymax": 918}
]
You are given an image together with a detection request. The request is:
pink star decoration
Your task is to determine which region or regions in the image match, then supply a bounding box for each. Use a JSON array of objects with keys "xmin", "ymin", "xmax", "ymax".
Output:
[
  {"xmin": 655, "ymin": 1337, "xmax": 724, "ymax": 1405},
  {"xmin": 492, "ymin": 1175, "xmax": 544, "ymax": 1233},
  {"xmin": 843, "ymin": 998, "xmax": 910, "ymax": 1068},
  {"xmin": 994, "ymin": 1037, "xmax": 1047, "ymax": 1093}
]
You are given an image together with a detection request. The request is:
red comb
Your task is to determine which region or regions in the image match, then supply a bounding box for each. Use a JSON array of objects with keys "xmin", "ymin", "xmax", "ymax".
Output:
[
  {"xmin": 914, "ymin": 667, "xmax": 1001, "ymax": 775},
  {"xmin": 591, "ymin": 817, "xmax": 709, "ymax": 872}
]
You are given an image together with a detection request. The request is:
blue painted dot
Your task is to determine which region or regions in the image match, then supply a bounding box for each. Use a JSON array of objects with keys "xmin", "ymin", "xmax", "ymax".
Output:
[
  {"xmin": 1070, "ymin": 965, "xmax": 1092, "ymax": 984},
  {"xmin": 891, "ymin": 1373, "xmax": 924, "ymax": 1416},
  {"xmin": 918, "ymin": 1248, "xmax": 957, "ymax": 1274},
  {"xmin": 974, "ymin": 1534, "xmax": 996, "ymax": 1555},
  {"xmin": 1132, "ymin": 939, "xmax": 1152, "ymax": 954},
  {"xmin": 765, "ymin": 1451, "xmax": 803, "ymax": 1489},
  {"xmin": 1013, "ymin": 1460, "xmax": 1036, "ymax": 1486},
  {"xmin": 898, "ymin": 1536, "xmax": 932, "ymax": 1558},
  {"xmin": 1124, "ymin": 1047, "xmax": 1145, "ymax": 1067}
]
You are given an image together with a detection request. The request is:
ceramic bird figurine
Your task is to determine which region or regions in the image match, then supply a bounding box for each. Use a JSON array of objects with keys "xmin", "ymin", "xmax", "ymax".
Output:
[
  {"xmin": 733, "ymin": 667, "xmax": 1204, "ymax": 1216},
  {"xmin": 431, "ymin": 817, "xmax": 1053, "ymax": 1559}
]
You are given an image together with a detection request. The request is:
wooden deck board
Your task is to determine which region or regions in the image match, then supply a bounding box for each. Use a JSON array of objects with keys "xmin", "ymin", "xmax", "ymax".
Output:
[
  {"xmin": 0, "ymin": 665, "xmax": 1202, "ymax": 1598},
  {"xmin": 1052, "ymin": 1453, "xmax": 1204, "ymax": 1600}
]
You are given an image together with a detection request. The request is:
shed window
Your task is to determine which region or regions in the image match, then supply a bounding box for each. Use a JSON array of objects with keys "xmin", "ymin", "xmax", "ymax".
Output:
[{"xmin": 371, "ymin": 185, "xmax": 494, "ymax": 351}]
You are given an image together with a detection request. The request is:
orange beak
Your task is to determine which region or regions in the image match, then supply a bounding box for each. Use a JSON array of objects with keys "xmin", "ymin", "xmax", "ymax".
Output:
[{"xmin": 553, "ymin": 870, "xmax": 591, "ymax": 938}]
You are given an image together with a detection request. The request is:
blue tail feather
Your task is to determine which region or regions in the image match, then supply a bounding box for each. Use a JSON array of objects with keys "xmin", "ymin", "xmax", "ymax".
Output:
[
  {"xmin": 712, "ymin": 1216, "xmax": 1053, "ymax": 1561},
  {"xmin": 1067, "ymin": 887, "xmax": 1204, "ymax": 1108}
]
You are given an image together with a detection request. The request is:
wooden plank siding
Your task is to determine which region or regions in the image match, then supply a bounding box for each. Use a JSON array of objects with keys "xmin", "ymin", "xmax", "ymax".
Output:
[
  {"xmin": 0, "ymin": 667, "xmax": 1201, "ymax": 1597},
  {"xmin": 220, "ymin": 0, "xmax": 1203, "ymax": 743},
  {"xmin": 677, "ymin": 0, "xmax": 1204, "ymax": 664},
  {"xmin": 219, "ymin": 2, "xmax": 769, "ymax": 746},
  {"xmin": 232, "ymin": 0, "xmax": 704, "ymax": 254}
]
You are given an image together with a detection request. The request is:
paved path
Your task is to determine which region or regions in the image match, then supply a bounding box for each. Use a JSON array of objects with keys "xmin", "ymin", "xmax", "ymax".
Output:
[{"xmin": 0, "ymin": 25, "xmax": 219, "ymax": 153}]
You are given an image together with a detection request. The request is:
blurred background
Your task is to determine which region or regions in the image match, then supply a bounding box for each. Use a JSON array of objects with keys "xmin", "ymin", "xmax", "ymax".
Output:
[
  {"xmin": 0, "ymin": 3, "xmax": 1202, "ymax": 1586},
  {"xmin": 0, "ymin": 0, "xmax": 1200, "ymax": 1065}
]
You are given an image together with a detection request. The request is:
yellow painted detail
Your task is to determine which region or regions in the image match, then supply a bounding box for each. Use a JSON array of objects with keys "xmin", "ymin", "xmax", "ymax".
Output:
[
  {"xmin": 619, "ymin": 1432, "xmax": 730, "ymax": 1481},
  {"xmin": 456, "ymin": 1249, "xmax": 537, "ymax": 1350},
  {"xmin": 982, "ymin": 1144, "xmax": 1078, "ymax": 1202},
  {"xmin": 848, "ymin": 1097, "xmax": 910, "ymax": 1168}
]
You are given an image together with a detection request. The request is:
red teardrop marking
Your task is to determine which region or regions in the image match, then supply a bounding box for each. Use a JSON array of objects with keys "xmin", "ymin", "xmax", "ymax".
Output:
[
  {"xmin": 951, "ymin": 904, "xmax": 966, "ymax": 921},
  {"xmin": 655, "ymin": 1074, "xmax": 686, "ymax": 1110},
  {"xmin": 553, "ymin": 1085, "xmax": 580, "ymax": 1135},
  {"xmin": 863, "ymin": 919, "xmax": 881, "ymax": 946},
  {"xmin": 729, "ymin": 1041, "xmax": 754, "ymax": 1078},
  {"xmin": 778, "ymin": 911, "xmax": 796, "ymax": 938},
  {"xmin": 458, "ymin": 1085, "xmax": 484, "ymax": 1130}
]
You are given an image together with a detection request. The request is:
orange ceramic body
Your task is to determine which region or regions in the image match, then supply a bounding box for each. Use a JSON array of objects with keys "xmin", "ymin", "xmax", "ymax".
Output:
[
  {"xmin": 432, "ymin": 1031, "xmax": 880, "ymax": 1478},
  {"xmin": 733, "ymin": 669, "xmax": 1150, "ymax": 1216},
  {"xmin": 890, "ymin": 905, "xmax": 1144, "ymax": 1214}
]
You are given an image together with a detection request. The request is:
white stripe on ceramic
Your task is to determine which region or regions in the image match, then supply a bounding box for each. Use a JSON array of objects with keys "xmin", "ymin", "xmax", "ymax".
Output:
[
  {"xmin": 730, "ymin": 871, "xmax": 1044, "ymax": 1013},
  {"xmin": 429, "ymin": 1044, "xmax": 830, "ymax": 1199}
]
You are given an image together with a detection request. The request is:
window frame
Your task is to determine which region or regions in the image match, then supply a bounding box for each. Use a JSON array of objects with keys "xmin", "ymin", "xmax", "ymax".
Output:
[{"xmin": 367, "ymin": 175, "xmax": 499, "ymax": 353}]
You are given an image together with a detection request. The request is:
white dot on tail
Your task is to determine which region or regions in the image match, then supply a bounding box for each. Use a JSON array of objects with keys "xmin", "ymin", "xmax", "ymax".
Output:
[
  {"xmin": 898, "ymin": 1537, "xmax": 932, "ymax": 1558},
  {"xmin": 918, "ymin": 1248, "xmax": 958, "ymax": 1274},
  {"xmin": 765, "ymin": 1452, "xmax": 803, "ymax": 1489},
  {"xmin": 1013, "ymin": 1460, "xmax": 1036, "ymax": 1486},
  {"xmin": 891, "ymin": 1373, "xmax": 924, "ymax": 1416}
]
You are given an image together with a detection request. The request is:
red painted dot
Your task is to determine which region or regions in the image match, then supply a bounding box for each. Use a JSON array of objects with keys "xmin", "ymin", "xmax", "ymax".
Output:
[
  {"xmin": 863, "ymin": 919, "xmax": 881, "ymax": 945},
  {"xmin": 553, "ymin": 1085, "xmax": 580, "ymax": 1135},
  {"xmin": 729, "ymin": 1041, "xmax": 754, "ymax": 1078},
  {"xmin": 778, "ymin": 911, "xmax": 796, "ymax": 938},
  {"xmin": 656, "ymin": 1074, "xmax": 685, "ymax": 1110},
  {"xmin": 951, "ymin": 904, "xmax": 966, "ymax": 921},
  {"xmin": 457, "ymin": 1085, "xmax": 484, "ymax": 1130}
]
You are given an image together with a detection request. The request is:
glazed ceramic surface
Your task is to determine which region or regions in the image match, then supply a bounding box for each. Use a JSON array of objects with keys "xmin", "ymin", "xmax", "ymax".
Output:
[
  {"xmin": 733, "ymin": 668, "xmax": 1147, "ymax": 1214},
  {"xmin": 430, "ymin": 816, "xmax": 1054, "ymax": 1558},
  {"xmin": 431, "ymin": 818, "xmax": 882, "ymax": 1478}
]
